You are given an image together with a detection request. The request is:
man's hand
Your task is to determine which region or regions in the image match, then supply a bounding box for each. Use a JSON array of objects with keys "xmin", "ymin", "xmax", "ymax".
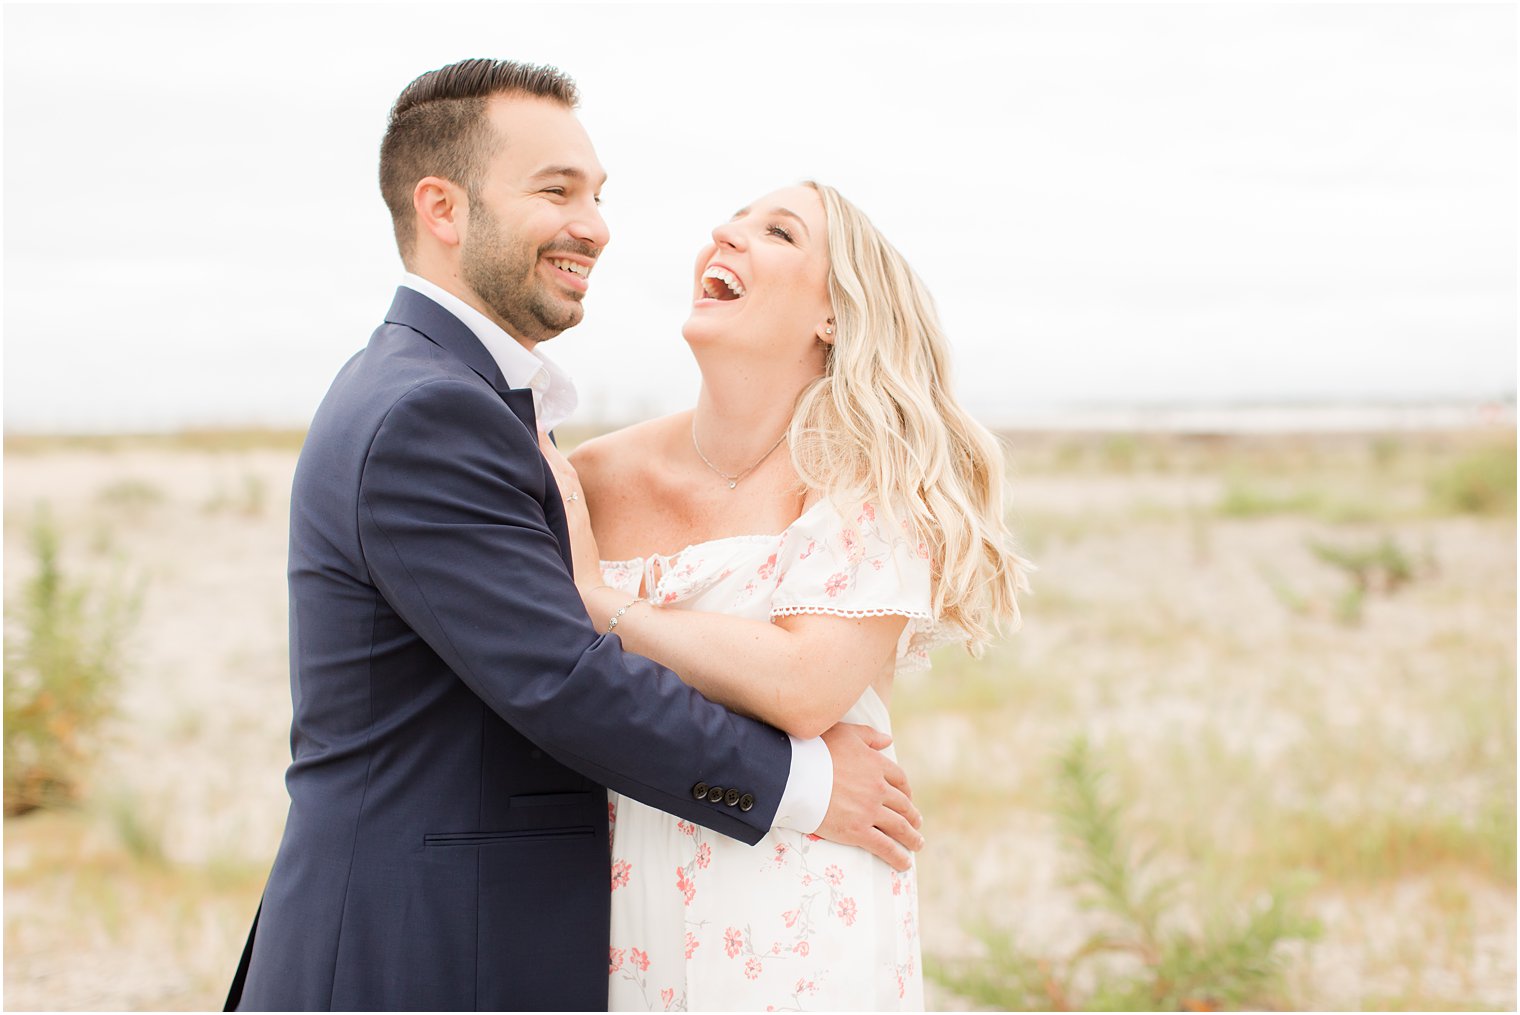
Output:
[{"xmin": 815, "ymin": 722, "xmax": 923, "ymax": 872}]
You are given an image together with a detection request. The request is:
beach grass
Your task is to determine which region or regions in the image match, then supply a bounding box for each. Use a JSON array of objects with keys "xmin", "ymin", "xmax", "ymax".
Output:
[{"xmin": 2, "ymin": 427, "xmax": 1513, "ymax": 1010}]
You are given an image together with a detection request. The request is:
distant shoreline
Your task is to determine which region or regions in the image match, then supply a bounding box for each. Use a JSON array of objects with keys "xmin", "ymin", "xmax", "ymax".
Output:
[{"xmin": 3, "ymin": 400, "xmax": 1515, "ymax": 449}]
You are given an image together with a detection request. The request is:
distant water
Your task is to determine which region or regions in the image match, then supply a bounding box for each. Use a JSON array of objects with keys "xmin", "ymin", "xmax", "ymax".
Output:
[
  {"xmin": 4, "ymin": 400, "xmax": 1514, "ymax": 439},
  {"xmin": 977, "ymin": 400, "xmax": 1517, "ymax": 433}
]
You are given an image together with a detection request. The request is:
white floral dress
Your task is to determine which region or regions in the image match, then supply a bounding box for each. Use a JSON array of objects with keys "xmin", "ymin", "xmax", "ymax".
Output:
[{"xmin": 602, "ymin": 497, "xmax": 939, "ymax": 1012}]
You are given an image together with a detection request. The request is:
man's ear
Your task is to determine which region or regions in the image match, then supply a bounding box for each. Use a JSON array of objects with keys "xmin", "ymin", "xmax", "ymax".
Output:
[{"xmin": 413, "ymin": 176, "xmax": 465, "ymax": 250}]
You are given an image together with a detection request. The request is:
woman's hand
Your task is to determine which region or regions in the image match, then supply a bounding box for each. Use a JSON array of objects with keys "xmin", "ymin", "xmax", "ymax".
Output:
[{"xmin": 538, "ymin": 431, "xmax": 603, "ymax": 589}]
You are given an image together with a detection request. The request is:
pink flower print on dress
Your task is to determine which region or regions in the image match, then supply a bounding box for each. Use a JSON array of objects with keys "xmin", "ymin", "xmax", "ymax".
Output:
[
  {"xmin": 744, "ymin": 957, "xmax": 763, "ymax": 980},
  {"xmin": 661, "ymin": 987, "xmax": 675, "ymax": 1009},
  {"xmin": 756, "ymin": 553, "xmax": 778, "ymax": 580},
  {"xmin": 835, "ymin": 896, "xmax": 858, "ymax": 926},
  {"xmin": 792, "ymin": 940, "xmax": 810, "ymax": 957},
  {"xmin": 684, "ymin": 931, "xmax": 700, "ymax": 959},
  {"xmin": 723, "ymin": 927, "xmax": 744, "ymax": 958},
  {"xmin": 676, "ymin": 820, "xmax": 695, "ymax": 837},
  {"xmin": 630, "ymin": 947, "xmax": 651, "ymax": 972},
  {"xmin": 916, "ymin": 540, "xmax": 930, "ymax": 560},
  {"xmin": 609, "ymin": 947, "xmax": 624, "ymax": 974},
  {"xmin": 676, "ymin": 867, "xmax": 696, "ymax": 906},
  {"xmin": 824, "ymin": 572, "xmax": 850, "ymax": 597},
  {"xmin": 610, "ymin": 859, "xmax": 631, "ymax": 891},
  {"xmin": 782, "ymin": 908, "xmax": 800, "ymax": 928},
  {"xmin": 861, "ymin": 502, "xmax": 876, "ymax": 522},
  {"xmin": 839, "ymin": 528, "xmax": 866, "ymax": 565},
  {"xmin": 824, "ymin": 864, "xmax": 844, "ymax": 886},
  {"xmin": 798, "ymin": 539, "xmax": 817, "ymax": 560},
  {"xmin": 695, "ymin": 842, "xmax": 711, "ymax": 869},
  {"xmin": 804, "ymin": 833, "xmax": 823, "ymax": 842},
  {"xmin": 601, "ymin": 561, "xmax": 638, "ymax": 588}
]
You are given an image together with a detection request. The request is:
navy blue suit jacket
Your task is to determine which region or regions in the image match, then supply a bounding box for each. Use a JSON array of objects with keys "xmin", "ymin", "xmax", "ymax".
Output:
[{"xmin": 235, "ymin": 288, "xmax": 792, "ymax": 1011}]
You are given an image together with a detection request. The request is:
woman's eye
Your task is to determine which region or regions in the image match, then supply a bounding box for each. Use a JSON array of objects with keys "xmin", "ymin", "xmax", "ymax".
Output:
[
  {"xmin": 767, "ymin": 224, "xmax": 795, "ymax": 243},
  {"xmin": 543, "ymin": 187, "xmax": 566, "ymax": 196}
]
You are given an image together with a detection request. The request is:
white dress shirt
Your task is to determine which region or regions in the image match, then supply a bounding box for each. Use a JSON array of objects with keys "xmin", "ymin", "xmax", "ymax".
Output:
[{"xmin": 397, "ymin": 274, "xmax": 833, "ymax": 834}]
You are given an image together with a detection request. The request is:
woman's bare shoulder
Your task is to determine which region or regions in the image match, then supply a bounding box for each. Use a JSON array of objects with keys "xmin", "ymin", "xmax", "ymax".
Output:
[{"xmin": 568, "ymin": 411, "xmax": 690, "ymax": 496}]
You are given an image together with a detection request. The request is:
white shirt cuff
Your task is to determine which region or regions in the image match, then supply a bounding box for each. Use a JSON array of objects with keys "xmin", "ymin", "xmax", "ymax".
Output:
[{"xmin": 771, "ymin": 734, "xmax": 833, "ymax": 834}]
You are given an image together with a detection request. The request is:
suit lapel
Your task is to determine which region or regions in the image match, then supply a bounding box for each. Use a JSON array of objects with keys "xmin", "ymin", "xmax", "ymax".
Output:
[
  {"xmin": 382, "ymin": 287, "xmax": 568, "ymax": 570},
  {"xmin": 383, "ymin": 287, "xmax": 538, "ymax": 434}
]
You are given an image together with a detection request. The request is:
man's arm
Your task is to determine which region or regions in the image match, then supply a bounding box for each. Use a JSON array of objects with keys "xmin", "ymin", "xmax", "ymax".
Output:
[{"xmin": 356, "ymin": 378, "xmax": 918, "ymax": 866}]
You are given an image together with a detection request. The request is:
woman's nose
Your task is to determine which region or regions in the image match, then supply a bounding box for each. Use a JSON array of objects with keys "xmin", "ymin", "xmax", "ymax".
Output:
[{"xmin": 710, "ymin": 220, "xmax": 745, "ymax": 250}]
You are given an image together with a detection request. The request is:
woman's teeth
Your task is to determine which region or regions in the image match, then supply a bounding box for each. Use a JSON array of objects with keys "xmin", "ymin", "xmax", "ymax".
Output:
[{"xmin": 702, "ymin": 266, "xmax": 745, "ymax": 300}]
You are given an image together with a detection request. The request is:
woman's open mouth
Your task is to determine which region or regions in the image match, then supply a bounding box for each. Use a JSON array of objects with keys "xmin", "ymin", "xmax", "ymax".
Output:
[{"xmin": 701, "ymin": 265, "xmax": 745, "ymax": 301}]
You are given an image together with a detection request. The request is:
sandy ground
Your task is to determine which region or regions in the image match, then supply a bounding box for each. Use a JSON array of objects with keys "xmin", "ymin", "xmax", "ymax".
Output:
[{"xmin": 3, "ymin": 435, "xmax": 1514, "ymax": 1011}]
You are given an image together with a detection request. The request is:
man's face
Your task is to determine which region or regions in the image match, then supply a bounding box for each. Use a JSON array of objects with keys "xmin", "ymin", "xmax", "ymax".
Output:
[{"xmin": 461, "ymin": 95, "xmax": 609, "ymax": 345}]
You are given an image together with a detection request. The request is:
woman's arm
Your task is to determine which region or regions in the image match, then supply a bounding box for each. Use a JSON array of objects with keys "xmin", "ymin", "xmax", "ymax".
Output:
[
  {"xmin": 550, "ymin": 433, "xmax": 904, "ymax": 740},
  {"xmin": 584, "ymin": 585, "xmax": 905, "ymax": 740}
]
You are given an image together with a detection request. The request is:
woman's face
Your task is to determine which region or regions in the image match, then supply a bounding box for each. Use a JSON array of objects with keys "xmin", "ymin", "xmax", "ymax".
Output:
[{"xmin": 682, "ymin": 185, "xmax": 834, "ymax": 365}]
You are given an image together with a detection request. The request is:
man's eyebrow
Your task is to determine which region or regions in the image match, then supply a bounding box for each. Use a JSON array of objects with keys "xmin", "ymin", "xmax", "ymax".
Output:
[
  {"xmin": 731, "ymin": 205, "xmax": 811, "ymax": 238},
  {"xmin": 528, "ymin": 165, "xmax": 608, "ymax": 186}
]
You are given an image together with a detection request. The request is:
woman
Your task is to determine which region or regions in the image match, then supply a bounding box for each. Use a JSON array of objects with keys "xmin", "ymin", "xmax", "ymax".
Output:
[{"xmin": 542, "ymin": 182, "xmax": 1030, "ymax": 1011}]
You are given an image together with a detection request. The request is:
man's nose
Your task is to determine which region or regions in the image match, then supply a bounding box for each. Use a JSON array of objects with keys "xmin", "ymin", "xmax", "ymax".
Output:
[{"xmin": 569, "ymin": 202, "xmax": 610, "ymax": 250}]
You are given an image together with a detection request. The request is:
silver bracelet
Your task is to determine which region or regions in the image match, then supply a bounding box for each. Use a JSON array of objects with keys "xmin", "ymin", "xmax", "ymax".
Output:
[{"xmin": 607, "ymin": 597, "xmax": 644, "ymax": 633}]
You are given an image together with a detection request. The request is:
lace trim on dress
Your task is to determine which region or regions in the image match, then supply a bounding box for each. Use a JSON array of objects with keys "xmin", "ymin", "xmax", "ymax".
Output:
[
  {"xmin": 770, "ymin": 604, "xmax": 953, "ymax": 674},
  {"xmin": 769, "ymin": 605, "xmax": 934, "ymax": 620}
]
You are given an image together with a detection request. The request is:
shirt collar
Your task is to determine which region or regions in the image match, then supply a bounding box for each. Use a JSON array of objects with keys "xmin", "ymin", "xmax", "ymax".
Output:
[{"xmin": 399, "ymin": 272, "xmax": 578, "ymax": 433}]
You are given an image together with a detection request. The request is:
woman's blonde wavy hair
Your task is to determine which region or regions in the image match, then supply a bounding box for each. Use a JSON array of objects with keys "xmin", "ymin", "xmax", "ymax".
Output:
[{"xmin": 789, "ymin": 181, "xmax": 1032, "ymax": 651}]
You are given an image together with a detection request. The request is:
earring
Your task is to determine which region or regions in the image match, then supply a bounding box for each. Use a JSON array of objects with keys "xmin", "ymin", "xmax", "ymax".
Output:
[{"xmin": 825, "ymin": 326, "xmax": 834, "ymax": 335}]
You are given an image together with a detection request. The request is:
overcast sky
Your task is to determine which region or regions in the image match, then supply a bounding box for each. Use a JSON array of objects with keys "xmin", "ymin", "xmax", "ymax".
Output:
[{"xmin": 4, "ymin": 2, "xmax": 1515, "ymax": 432}]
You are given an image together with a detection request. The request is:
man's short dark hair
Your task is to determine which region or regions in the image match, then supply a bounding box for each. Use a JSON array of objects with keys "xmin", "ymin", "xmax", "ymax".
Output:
[{"xmin": 379, "ymin": 58, "xmax": 580, "ymax": 262}]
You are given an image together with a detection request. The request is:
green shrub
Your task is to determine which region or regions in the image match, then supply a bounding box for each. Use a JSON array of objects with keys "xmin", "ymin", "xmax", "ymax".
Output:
[
  {"xmin": 1427, "ymin": 443, "xmax": 1517, "ymax": 516},
  {"xmin": 930, "ymin": 738, "xmax": 1319, "ymax": 1010},
  {"xmin": 4, "ymin": 509, "xmax": 139, "ymax": 815},
  {"xmin": 1216, "ymin": 477, "xmax": 1321, "ymax": 519},
  {"xmin": 202, "ymin": 472, "xmax": 266, "ymax": 517},
  {"xmin": 94, "ymin": 478, "xmax": 164, "ymax": 510},
  {"xmin": 1308, "ymin": 535, "xmax": 1415, "ymax": 594}
]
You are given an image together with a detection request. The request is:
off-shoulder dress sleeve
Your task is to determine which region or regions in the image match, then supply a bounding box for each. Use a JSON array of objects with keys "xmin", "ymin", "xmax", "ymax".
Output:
[{"xmin": 770, "ymin": 498, "xmax": 948, "ymax": 670}]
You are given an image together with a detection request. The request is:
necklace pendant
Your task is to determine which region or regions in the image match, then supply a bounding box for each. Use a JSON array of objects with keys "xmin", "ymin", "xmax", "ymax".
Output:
[{"xmin": 728, "ymin": 480, "xmax": 737, "ymax": 490}]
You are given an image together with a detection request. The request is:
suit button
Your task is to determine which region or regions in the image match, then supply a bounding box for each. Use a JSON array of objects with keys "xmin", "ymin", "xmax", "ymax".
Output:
[
  {"xmin": 724, "ymin": 788, "xmax": 740, "ymax": 807},
  {"xmin": 706, "ymin": 786, "xmax": 725, "ymax": 803},
  {"xmin": 692, "ymin": 782, "xmax": 709, "ymax": 800},
  {"xmin": 739, "ymin": 793, "xmax": 755, "ymax": 812}
]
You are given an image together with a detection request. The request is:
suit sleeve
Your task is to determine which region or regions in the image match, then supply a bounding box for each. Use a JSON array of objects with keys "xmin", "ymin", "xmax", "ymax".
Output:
[{"xmin": 356, "ymin": 378, "xmax": 789, "ymax": 844}]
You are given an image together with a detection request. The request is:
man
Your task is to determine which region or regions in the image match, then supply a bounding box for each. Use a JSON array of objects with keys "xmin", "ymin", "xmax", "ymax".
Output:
[{"xmin": 228, "ymin": 58, "xmax": 922, "ymax": 1011}]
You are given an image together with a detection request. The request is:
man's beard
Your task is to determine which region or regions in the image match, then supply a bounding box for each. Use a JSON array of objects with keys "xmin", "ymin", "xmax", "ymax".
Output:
[{"xmin": 461, "ymin": 201, "xmax": 585, "ymax": 344}]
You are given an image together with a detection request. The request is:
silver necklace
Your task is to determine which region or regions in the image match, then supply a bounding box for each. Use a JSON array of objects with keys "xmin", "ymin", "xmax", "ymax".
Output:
[{"xmin": 691, "ymin": 420, "xmax": 789, "ymax": 490}]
